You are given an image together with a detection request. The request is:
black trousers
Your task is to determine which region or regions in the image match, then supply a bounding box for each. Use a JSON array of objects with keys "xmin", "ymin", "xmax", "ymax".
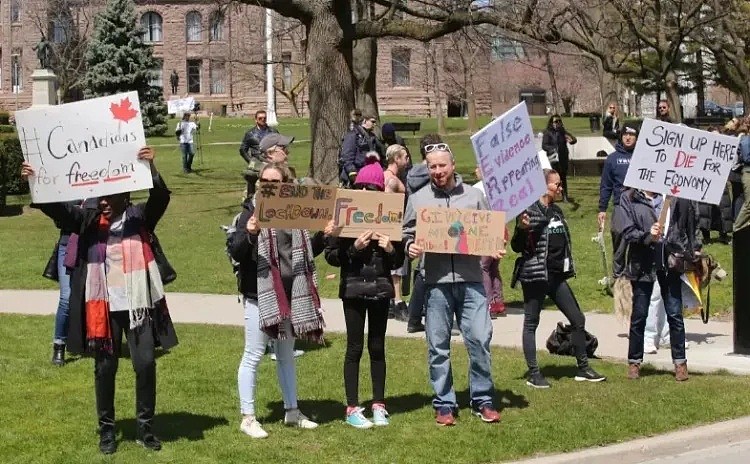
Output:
[
  {"xmin": 95, "ymin": 311, "xmax": 156, "ymax": 434},
  {"xmin": 407, "ymin": 270, "xmax": 426, "ymax": 326},
  {"xmin": 342, "ymin": 298, "xmax": 389, "ymax": 407},
  {"xmin": 551, "ymin": 152, "xmax": 569, "ymax": 198}
]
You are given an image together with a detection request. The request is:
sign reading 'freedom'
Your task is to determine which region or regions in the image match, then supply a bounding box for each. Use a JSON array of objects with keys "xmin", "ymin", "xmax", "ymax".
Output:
[{"xmin": 624, "ymin": 119, "xmax": 738, "ymax": 205}]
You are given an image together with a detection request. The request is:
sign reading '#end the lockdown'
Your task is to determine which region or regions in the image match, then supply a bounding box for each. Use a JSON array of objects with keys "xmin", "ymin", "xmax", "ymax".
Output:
[
  {"xmin": 255, "ymin": 182, "xmax": 337, "ymax": 230},
  {"xmin": 471, "ymin": 102, "xmax": 546, "ymax": 222},
  {"xmin": 333, "ymin": 189, "xmax": 405, "ymax": 240},
  {"xmin": 15, "ymin": 91, "xmax": 152, "ymax": 203},
  {"xmin": 624, "ymin": 118, "xmax": 739, "ymax": 205},
  {"xmin": 415, "ymin": 207, "xmax": 505, "ymax": 256}
]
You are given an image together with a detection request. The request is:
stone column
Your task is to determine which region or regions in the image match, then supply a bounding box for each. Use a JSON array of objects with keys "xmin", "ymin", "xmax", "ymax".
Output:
[{"xmin": 30, "ymin": 69, "xmax": 58, "ymax": 107}]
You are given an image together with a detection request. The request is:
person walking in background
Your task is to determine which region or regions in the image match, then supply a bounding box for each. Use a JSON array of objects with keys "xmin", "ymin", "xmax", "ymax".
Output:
[
  {"xmin": 339, "ymin": 114, "xmax": 385, "ymax": 186},
  {"xmin": 542, "ymin": 115, "xmax": 577, "ymax": 201},
  {"xmin": 239, "ymin": 110, "xmax": 278, "ymax": 164},
  {"xmin": 614, "ymin": 189, "xmax": 698, "ymax": 381},
  {"xmin": 22, "ymin": 147, "xmax": 177, "ymax": 455},
  {"xmin": 473, "ymin": 166, "xmax": 506, "ymax": 319},
  {"xmin": 403, "ymin": 143, "xmax": 505, "ymax": 426},
  {"xmin": 230, "ymin": 162, "xmax": 330, "ymax": 439},
  {"xmin": 176, "ymin": 112, "xmax": 199, "ymax": 173},
  {"xmin": 511, "ymin": 169, "xmax": 605, "ymax": 388},
  {"xmin": 325, "ymin": 155, "xmax": 404, "ymax": 428},
  {"xmin": 602, "ymin": 102, "xmax": 620, "ymax": 143}
]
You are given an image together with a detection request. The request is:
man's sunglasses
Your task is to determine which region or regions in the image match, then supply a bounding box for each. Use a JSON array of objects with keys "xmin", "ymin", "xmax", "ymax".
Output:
[
  {"xmin": 257, "ymin": 117, "xmax": 267, "ymax": 121},
  {"xmin": 260, "ymin": 178, "xmax": 281, "ymax": 183},
  {"xmin": 423, "ymin": 143, "xmax": 451, "ymax": 153},
  {"xmin": 658, "ymin": 106, "xmax": 668, "ymax": 110},
  {"xmin": 553, "ymin": 119, "xmax": 562, "ymax": 123}
]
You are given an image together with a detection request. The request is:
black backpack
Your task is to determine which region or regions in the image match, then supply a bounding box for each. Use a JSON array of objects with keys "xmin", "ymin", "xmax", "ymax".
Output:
[{"xmin": 546, "ymin": 322, "xmax": 599, "ymax": 358}]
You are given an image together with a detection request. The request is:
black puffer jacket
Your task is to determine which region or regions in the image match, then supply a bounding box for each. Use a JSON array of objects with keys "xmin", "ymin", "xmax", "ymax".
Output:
[
  {"xmin": 324, "ymin": 236, "xmax": 404, "ymax": 300},
  {"xmin": 511, "ymin": 200, "xmax": 575, "ymax": 283}
]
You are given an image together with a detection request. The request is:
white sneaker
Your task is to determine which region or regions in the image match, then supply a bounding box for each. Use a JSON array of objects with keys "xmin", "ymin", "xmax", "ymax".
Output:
[
  {"xmin": 644, "ymin": 344, "xmax": 657, "ymax": 355},
  {"xmin": 270, "ymin": 350, "xmax": 305, "ymax": 361},
  {"xmin": 284, "ymin": 409, "xmax": 318, "ymax": 429},
  {"xmin": 240, "ymin": 416, "xmax": 268, "ymax": 439}
]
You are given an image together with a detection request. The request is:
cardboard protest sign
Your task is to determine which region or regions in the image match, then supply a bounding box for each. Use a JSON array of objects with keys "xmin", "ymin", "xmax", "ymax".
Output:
[
  {"xmin": 333, "ymin": 190, "xmax": 405, "ymax": 240},
  {"xmin": 415, "ymin": 207, "xmax": 505, "ymax": 256},
  {"xmin": 471, "ymin": 102, "xmax": 546, "ymax": 222},
  {"xmin": 255, "ymin": 182, "xmax": 337, "ymax": 230},
  {"xmin": 14, "ymin": 91, "xmax": 152, "ymax": 203},
  {"xmin": 167, "ymin": 97, "xmax": 196, "ymax": 114},
  {"xmin": 624, "ymin": 118, "xmax": 739, "ymax": 205}
]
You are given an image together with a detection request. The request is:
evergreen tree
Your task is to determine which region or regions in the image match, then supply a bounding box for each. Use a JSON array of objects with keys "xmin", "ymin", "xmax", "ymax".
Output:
[{"xmin": 82, "ymin": 0, "xmax": 167, "ymax": 136}]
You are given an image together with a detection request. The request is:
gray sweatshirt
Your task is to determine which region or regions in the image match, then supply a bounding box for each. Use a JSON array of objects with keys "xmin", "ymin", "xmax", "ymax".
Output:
[{"xmin": 402, "ymin": 174, "xmax": 489, "ymax": 284}]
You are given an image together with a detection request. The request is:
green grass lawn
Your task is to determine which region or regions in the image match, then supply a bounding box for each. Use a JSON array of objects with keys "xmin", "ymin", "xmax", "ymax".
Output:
[
  {"xmin": 2, "ymin": 314, "xmax": 750, "ymax": 463},
  {"xmin": 0, "ymin": 115, "xmax": 733, "ymax": 313}
]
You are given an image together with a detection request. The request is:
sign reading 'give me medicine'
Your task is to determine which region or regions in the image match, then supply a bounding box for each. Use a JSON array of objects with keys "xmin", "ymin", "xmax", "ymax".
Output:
[
  {"xmin": 623, "ymin": 118, "xmax": 739, "ymax": 205},
  {"xmin": 15, "ymin": 91, "xmax": 153, "ymax": 203},
  {"xmin": 415, "ymin": 207, "xmax": 505, "ymax": 256}
]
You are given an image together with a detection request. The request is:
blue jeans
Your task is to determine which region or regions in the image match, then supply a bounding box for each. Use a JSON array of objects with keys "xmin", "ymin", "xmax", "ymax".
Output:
[
  {"xmin": 425, "ymin": 282, "xmax": 494, "ymax": 411},
  {"xmin": 53, "ymin": 241, "xmax": 71, "ymax": 344},
  {"xmin": 628, "ymin": 271, "xmax": 686, "ymax": 365},
  {"xmin": 180, "ymin": 143, "xmax": 195, "ymax": 172},
  {"xmin": 237, "ymin": 298, "xmax": 298, "ymax": 416}
]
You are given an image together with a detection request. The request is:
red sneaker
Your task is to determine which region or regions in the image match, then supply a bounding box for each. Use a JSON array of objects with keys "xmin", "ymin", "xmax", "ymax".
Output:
[
  {"xmin": 474, "ymin": 406, "xmax": 501, "ymax": 423},
  {"xmin": 435, "ymin": 408, "xmax": 456, "ymax": 426}
]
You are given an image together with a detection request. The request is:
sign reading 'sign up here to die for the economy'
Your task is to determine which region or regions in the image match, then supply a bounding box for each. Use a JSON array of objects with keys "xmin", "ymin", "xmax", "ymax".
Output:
[
  {"xmin": 255, "ymin": 182, "xmax": 405, "ymax": 239},
  {"xmin": 624, "ymin": 118, "xmax": 739, "ymax": 205},
  {"xmin": 470, "ymin": 101, "xmax": 547, "ymax": 222},
  {"xmin": 15, "ymin": 91, "xmax": 153, "ymax": 204},
  {"xmin": 415, "ymin": 208, "xmax": 506, "ymax": 256}
]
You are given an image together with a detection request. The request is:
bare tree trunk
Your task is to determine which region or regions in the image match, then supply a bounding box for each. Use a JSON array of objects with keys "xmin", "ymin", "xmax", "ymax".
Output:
[
  {"xmin": 544, "ymin": 51, "xmax": 561, "ymax": 114},
  {"xmin": 430, "ymin": 43, "xmax": 445, "ymax": 135},
  {"xmin": 465, "ymin": 61, "xmax": 478, "ymax": 132},
  {"xmin": 305, "ymin": 5, "xmax": 355, "ymax": 183},
  {"xmin": 352, "ymin": 37, "xmax": 379, "ymax": 118},
  {"xmin": 665, "ymin": 69, "xmax": 683, "ymax": 122}
]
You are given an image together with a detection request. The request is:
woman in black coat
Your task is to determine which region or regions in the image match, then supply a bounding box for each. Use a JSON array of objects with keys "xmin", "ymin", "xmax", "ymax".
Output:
[{"xmin": 542, "ymin": 114, "xmax": 577, "ymax": 201}]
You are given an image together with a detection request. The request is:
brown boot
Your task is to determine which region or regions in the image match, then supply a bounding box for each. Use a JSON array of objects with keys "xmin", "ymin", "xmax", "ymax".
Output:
[
  {"xmin": 627, "ymin": 363, "xmax": 640, "ymax": 380},
  {"xmin": 675, "ymin": 363, "xmax": 689, "ymax": 381}
]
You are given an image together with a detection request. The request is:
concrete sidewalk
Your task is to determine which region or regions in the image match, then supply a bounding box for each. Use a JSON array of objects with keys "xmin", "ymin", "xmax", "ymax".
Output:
[{"xmin": 2, "ymin": 289, "xmax": 749, "ymax": 374}]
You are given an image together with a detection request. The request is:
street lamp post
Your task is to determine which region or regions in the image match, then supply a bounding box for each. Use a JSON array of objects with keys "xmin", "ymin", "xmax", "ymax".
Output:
[{"xmin": 265, "ymin": 8, "xmax": 278, "ymax": 127}]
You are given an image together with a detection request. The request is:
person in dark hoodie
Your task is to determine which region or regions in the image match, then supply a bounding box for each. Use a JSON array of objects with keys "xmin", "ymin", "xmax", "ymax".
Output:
[
  {"xmin": 614, "ymin": 189, "xmax": 700, "ymax": 382},
  {"xmin": 230, "ymin": 162, "xmax": 333, "ymax": 439},
  {"xmin": 325, "ymin": 155, "xmax": 405, "ymax": 429},
  {"xmin": 542, "ymin": 114, "xmax": 577, "ymax": 201},
  {"xmin": 511, "ymin": 169, "xmax": 606, "ymax": 388},
  {"xmin": 598, "ymin": 124, "xmax": 639, "ymax": 278},
  {"xmin": 602, "ymin": 102, "xmax": 620, "ymax": 143}
]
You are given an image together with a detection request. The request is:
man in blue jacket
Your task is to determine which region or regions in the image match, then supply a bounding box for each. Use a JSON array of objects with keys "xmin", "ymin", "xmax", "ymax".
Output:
[{"xmin": 598, "ymin": 124, "xmax": 638, "ymax": 277}]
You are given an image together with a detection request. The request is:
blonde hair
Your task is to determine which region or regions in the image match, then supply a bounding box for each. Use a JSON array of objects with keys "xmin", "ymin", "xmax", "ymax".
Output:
[
  {"xmin": 386, "ymin": 144, "xmax": 407, "ymax": 164},
  {"xmin": 259, "ymin": 162, "xmax": 293, "ymax": 182}
]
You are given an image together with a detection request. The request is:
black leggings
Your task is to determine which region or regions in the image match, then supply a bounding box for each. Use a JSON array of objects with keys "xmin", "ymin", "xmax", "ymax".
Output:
[
  {"xmin": 343, "ymin": 298, "xmax": 389, "ymax": 406},
  {"xmin": 521, "ymin": 274, "xmax": 588, "ymax": 373}
]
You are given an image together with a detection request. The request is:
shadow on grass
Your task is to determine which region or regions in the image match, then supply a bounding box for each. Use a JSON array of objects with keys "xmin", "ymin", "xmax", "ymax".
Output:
[
  {"xmin": 119, "ymin": 412, "xmax": 228, "ymax": 442},
  {"xmin": 0, "ymin": 205, "xmax": 23, "ymax": 217}
]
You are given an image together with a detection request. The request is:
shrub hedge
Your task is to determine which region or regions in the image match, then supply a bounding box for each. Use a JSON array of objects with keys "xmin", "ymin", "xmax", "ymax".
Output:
[{"xmin": 0, "ymin": 136, "xmax": 26, "ymax": 211}]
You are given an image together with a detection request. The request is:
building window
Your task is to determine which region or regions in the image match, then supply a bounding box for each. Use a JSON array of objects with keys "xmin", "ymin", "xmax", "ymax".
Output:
[
  {"xmin": 141, "ymin": 12, "xmax": 163, "ymax": 43},
  {"xmin": 12, "ymin": 53, "xmax": 22, "ymax": 93},
  {"xmin": 210, "ymin": 60, "xmax": 225, "ymax": 94},
  {"xmin": 11, "ymin": 0, "xmax": 21, "ymax": 22},
  {"xmin": 51, "ymin": 15, "xmax": 72, "ymax": 44},
  {"xmin": 491, "ymin": 37, "xmax": 524, "ymax": 61},
  {"xmin": 150, "ymin": 59, "xmax": 163, "ymax": 88},
  {"xmin": 186, "ymin": 11, "xmax": 202, "ymax": 42},
  {"xmin": 282, "ymin": 52, "xmax": 292, "ymax": 89},
  {"xmin": 391, "ymin": 48, "xmax": 411, "ymax": 87},
  {"xmin": 187, "ymin": 59, "xmax": 201, "ymax": 93},
  {"xmin": 209, "ymin": 11, "xmax": 224, "ymax": 42}
]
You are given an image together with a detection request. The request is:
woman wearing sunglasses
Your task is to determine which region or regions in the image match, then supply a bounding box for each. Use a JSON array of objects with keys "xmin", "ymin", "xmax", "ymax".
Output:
[
  {"xmin": 230, "ymin": 162, "xmax": 333, "ymax": 439},
  {"xmin": 511, "ymin": 169, "xmax": 605, "ymax": 388},
  {"xmin": 324, "ymin": 153, "xmax": 405, "ymax": 428},
  {"xmin": 542, "ymin": 115, "xmax": 577, "ymax": 202}
]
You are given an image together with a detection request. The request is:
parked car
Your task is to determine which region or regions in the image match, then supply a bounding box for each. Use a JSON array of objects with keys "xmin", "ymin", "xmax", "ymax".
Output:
[
  {"xmin": 734, "ymin": 101, "xmax": 744, "ymax": 118},
  {"xmin": 701, "ymin": 101, "xmax": 734, "ymax": 117}
]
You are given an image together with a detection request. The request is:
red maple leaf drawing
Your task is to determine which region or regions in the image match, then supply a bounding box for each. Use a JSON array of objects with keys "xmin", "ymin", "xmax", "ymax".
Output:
[{"xmin": 110, "ymin": 97, "xmax": 139, "ymax": 123}]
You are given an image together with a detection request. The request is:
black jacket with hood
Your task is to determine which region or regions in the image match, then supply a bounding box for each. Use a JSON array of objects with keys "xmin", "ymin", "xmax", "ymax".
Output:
[{"xmin": 324, "ymin": 236, "xmax": 404, "ymax": 300}]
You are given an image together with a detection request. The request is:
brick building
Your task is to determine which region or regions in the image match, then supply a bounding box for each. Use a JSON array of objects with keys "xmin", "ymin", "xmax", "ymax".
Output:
[{"xmin": 0, "ymin": 1, "xmax": 494, "ymax": 117}]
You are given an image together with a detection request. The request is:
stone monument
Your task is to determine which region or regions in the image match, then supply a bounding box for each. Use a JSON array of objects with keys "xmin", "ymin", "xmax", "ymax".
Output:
[{"xmin": 31, "ymin": 35, "xmax": 57, "ymax": 107}]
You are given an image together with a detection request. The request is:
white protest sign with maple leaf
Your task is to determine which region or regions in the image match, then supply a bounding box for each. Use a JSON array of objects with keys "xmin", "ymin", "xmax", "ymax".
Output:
[{"xmin": 14, "ymin": 91, "xmax": 153, "ymax": 203}]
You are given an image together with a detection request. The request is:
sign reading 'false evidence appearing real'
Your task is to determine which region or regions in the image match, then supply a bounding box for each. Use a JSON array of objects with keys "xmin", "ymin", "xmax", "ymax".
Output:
[
  {"xmin": 333, "ymin": 190, "xmax": 405, "ymax": 240},
  {"xmin": 471, "ymin": 102, "xmax": 547, "ymax": 222},
  {"xmin": 15, "ymin": 91, "xmax": 153, "ymax": 203},
  {"xmin": 255, "ymin": 182, "xmax": 338, "ymax": 231},
  {"xmin": 624, "ymin": 118, "xmax": 739, "ymax": 205},
  {"xmin": 415, "ymin": 207, "xmax": 506, "ymax": 256}
]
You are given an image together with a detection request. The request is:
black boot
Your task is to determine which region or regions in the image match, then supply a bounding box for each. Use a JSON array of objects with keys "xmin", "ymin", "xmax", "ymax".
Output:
[
  {"xmin": 98, "ymin": 426, "xmax": 117, "ymax": 455},
  {"xmin": 52, "ymin": 343, "xmax": 65, "ymax": 366},
  {"xmin": 394, "ymin": 301, "xmax": 409, "ymax": 322},
  {"xmin": 136, "ymin": 430, "xmax": 162, "ymax": 451}
]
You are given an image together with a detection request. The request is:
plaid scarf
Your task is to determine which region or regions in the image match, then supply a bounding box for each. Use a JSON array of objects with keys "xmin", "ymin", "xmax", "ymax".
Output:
[
  {"xmin": 84, "ymin": 211, "xmax": 166, "ymax": 352},
  {"xmin": 256, "ymin": 228, "xmax": 324, "ymax": 343}
]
